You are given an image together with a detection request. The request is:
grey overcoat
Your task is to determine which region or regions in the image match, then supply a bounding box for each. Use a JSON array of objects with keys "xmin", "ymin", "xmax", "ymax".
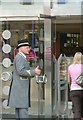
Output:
[{"xmin": 8, "ymin": 52, "xmax": 35, "ymax": 108}]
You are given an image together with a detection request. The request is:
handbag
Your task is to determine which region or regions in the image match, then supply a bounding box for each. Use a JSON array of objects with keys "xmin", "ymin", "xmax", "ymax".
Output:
[{"xmin": 76, "ymin": 74, "xmax": 83, "ymax": 87}]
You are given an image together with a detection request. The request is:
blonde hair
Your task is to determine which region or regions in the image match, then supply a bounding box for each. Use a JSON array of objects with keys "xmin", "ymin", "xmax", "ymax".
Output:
[{"xmin": 73, "ymin": 52, "xmax": 83, "ymax": 64}]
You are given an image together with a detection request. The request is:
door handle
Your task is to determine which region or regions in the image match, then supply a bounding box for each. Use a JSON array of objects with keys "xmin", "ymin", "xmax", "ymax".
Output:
[
  {"xmin": 36, "ymin": 74, "xmax": 47, "ymax": 84},
  {"xmin": 43, "ymin": 74, "xmax": 47, "ymax": 84}
]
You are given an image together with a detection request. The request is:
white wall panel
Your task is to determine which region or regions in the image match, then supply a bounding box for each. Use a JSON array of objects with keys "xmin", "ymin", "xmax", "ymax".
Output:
[{"xmin": 0, "ymin": 0, "xmax": 82, "ymax": 19}]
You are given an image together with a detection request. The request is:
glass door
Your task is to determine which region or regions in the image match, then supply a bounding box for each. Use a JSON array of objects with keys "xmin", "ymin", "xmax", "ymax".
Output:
[
  {"xmin": 35, "ymin": 14, "xmax": 57, "ymax": 118},
  {"xmin": 0, "ymin": 16, "xmax": 57, "ymax": 118}
]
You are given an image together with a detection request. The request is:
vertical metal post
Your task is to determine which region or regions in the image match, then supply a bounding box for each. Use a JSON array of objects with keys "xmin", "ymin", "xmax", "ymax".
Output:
[
  {"xmin": 37, "ymin": 17, "xmax": 45, "ymax": 117},
  {"xmin": 52, "ymin": 56, "xmax": 58, "ymax": 117},
  {"xmin": 32, "ymin": 20, "xmax": 34, "ymax": 49},
  {"xmin": 32, "ymin": 20, "xmax": 35, "ymax": 65}
]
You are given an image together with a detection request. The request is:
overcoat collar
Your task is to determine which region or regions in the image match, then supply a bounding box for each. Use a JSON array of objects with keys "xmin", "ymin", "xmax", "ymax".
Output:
[{"xmin": 18, "ymin": 52, "xmax": 26, "ymax": 59}]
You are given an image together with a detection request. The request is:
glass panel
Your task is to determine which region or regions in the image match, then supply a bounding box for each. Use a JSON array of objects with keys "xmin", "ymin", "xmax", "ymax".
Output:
[
  {"xmin": 58, "ymin": 54, "xmax": 68, "ymax": 116},
  {"xmin": 38, "ymin": 15, "xmax": 57, "ymax": 117},
  {"xmin": 37, "ymin": 17, "xmax": 44, "ymax": 117},
  {"xmin": 60, "ymin": 87, "xmax": 67, "ymax": 114},
  {"xmin": 0, "ymin": 16, "xmax": 57, "ymax": 118}
]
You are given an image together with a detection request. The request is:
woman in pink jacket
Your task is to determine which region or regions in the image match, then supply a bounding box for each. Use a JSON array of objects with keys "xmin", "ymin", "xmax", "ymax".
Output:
[{"xmin": 68, "ymin": 52, "xmax": 83, "ymax": 120}]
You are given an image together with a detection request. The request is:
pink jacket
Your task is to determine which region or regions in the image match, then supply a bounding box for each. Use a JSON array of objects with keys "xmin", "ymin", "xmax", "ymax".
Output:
[{"xmin": 68, "ymin": 64, "xmax": 83, "ymax": 91}]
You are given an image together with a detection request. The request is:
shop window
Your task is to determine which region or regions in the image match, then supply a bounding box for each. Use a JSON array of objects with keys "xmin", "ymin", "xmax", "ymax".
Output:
[
  {"xmin": 60, "ymin": 33, "xmax": 83, "ymax": 56},
  {"xmin": 57, "ymin": 0, "xmax": 66, "ymax": 4},
  {"xmin": 20, "ymin": 0, "xmax": 33, "ymax": 5}
]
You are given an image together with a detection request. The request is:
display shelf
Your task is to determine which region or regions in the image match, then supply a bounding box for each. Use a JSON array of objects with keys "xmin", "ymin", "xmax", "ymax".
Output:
[{"xmin": 60, "ymin": 33, "xmax": 82, "ymax": 56}]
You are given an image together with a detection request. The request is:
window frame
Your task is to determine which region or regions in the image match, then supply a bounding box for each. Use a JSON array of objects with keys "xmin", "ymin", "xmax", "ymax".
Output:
[{"xmin": 57, "ymin": 0, "xmax": 66, "ymax": 4}]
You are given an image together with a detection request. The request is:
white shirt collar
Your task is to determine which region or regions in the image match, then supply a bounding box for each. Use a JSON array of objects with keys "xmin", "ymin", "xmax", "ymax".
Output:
[{"xmin": 19, "ymin": 52, "xmax": 26, "ymax": 59}]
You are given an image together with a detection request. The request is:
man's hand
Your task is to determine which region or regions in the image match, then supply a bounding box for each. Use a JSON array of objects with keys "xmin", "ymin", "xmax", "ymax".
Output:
[{"xmin": 35, "ymin": 66, "xmax": 41, "ymax": 75}]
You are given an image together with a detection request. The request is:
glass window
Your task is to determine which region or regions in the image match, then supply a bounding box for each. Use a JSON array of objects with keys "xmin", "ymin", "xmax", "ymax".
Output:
[
  {"xmin": 20, "ymin": 0, "xmax": 33, "ymax": 5},
  {"xmin": 57, "ymin": 0, "xmax": 66, "ymax": 4}
]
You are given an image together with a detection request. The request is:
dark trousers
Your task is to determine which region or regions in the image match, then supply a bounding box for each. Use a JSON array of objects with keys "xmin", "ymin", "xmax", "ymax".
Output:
[
  {"xmin": 15, "ymin": 108, "xmax": 29, "ymax": 120},
  {"xmin": 70, "ymin": 90, "xmax": 83, "ymax": 119}
]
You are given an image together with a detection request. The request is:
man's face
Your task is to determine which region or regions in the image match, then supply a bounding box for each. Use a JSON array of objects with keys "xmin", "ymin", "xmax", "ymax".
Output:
[{"xmin": 20, "ymin": 46, "xmax": 31, "ymax": 54}]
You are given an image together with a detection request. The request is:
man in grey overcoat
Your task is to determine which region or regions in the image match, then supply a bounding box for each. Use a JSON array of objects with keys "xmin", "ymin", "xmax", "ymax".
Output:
[{"xmin": 8, "ymin": 39, "xmax": 41, "ymax": 119}]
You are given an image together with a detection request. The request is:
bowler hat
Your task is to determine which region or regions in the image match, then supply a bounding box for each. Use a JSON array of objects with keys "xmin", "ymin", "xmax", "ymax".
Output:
[{"xmin": 17, "ymin": 39, "xmax": 31, "ymax": 49}]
